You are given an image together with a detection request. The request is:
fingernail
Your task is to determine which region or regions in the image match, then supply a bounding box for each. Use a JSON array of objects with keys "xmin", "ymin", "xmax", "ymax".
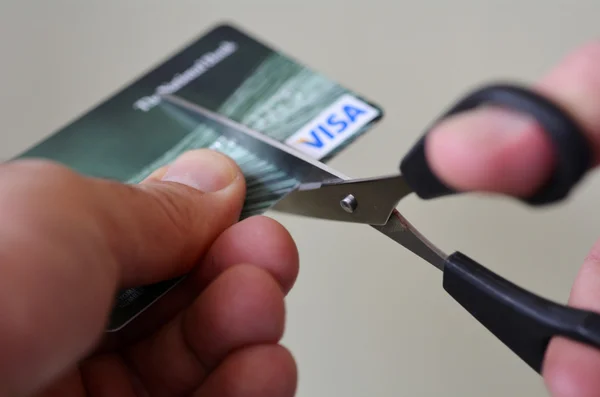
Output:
[{"xmin": 161, "ymin": 149, "xmax": 238, "ymax": 192}]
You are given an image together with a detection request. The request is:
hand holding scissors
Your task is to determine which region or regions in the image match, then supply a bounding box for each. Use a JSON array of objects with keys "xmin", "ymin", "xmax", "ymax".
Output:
[{"xmin": 162, "ymin": 43, "xmax": 600, "ymax": 396}]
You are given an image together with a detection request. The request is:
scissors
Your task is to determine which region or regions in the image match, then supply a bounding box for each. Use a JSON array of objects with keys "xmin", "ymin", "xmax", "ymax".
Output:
[{"xmin": 161, "ymin": 83, "xmax": 597, "ymax": 375}]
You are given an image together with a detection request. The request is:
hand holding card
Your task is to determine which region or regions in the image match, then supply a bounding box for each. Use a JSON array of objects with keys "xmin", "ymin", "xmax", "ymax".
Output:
[
  {"xmin": 0, "ymin": 149, "xmax": 298, "ymax": 397},
  {"xmin": 15, "ymin": 23, "xmax": 384, "ymax": 329}
]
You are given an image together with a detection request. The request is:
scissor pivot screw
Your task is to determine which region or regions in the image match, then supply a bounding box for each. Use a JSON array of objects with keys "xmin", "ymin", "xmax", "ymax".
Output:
[{"xmin": 340, "ymin": 194, "xmax": 358, "ymax": 213}]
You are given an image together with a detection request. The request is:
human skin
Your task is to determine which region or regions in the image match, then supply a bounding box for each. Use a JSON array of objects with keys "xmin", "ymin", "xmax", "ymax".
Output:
[
  {"xmin": 427, "ymin": 41, "xmax": 600, "ymax": 397},
  {"xmin": 0, "ymin": 149, "xmax": 299, "ymax": 397},
  {"xmin": 0, "ymin": 40, "xmax": 600, "ymax": 397}
]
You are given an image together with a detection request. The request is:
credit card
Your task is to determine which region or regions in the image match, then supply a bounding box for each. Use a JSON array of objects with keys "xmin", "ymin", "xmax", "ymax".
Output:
[{"xmin": 14, "ymin": 23, "xmax": 385, "ymax": 331}]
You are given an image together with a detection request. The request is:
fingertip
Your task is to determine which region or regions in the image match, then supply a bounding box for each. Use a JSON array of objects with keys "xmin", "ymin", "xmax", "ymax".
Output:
[
  {"xmin": 426, "ymin": 111, "xmax": 490, "ymax": 190},
  {"xmin": 542, "ymin": 242, "xmax": 600, "ymax": 396},
  {"xmin": 426, "ymin": 107, "xmax": 555, "ymax": 196},
  {"xmin": 195, "ymin": 344, "xmax": 298, "ymax": 397},
  {"xmin": 543, "ymin": 337, "xmax": 600, "ymax": 397},
  {"xmin": 203, "ymin": 264, "xmax": 286, "ymax": 337},
  {"xmin": 112, "ymin": 216, "xmax": 299, "ymax": 339},
  {"xmin": 237, "ymin": 216, "xmax": 300, "ymax": 290},
  {"xmin": 122, "ymin": 265, "xmax": 289, "ymax": 396},
  {"xmin": 183, "ymin": 264, "xmax": 287, "ymax": 363},
  {"xmin": 141, "ymin": 149, "xmax": 246, "ymax": 202},
  {"xmin": 157, "ymin": 149, "xmax": 243, "ymax": 194},
  {"xmin": 200, "ymin": 216, "xmax": 300, "ymax": 294},
  {"xmin": 249, "ymin": 344, "xmax": 299, "ymax": 396}
]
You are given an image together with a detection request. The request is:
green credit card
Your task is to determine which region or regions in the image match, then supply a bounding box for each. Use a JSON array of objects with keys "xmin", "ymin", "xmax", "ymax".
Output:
[{"xmin": 15, "ymin": 23, "xmax": 385, "ymax": 331}]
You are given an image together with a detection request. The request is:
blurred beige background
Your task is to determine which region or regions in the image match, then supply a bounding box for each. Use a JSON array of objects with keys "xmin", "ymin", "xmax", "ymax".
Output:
[{"xmin": 1, "ymin": 1, "xmax": 599, "ymax": 396}]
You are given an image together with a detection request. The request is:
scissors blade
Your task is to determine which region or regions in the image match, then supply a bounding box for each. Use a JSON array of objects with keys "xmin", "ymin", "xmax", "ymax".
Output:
[
  {"xmin": 271, "ymin": 174, "xmax": 414, "ymax": 225},
  {"xmin": 160, "ymin": 94, "xmax": 414, "ymax": 225},
  {"xmin": 160, "ymin": 93, "xmax": 446, "ymax": 269}
]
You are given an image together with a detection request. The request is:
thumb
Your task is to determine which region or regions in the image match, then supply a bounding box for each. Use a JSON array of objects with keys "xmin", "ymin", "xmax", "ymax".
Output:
[
  {"xmin": 425, "ymin": 43, "xmax": 600, "ymax": 198},
  {"xmin": 0, "ymin": 149, "xmax": 246, "ymax": 396},
  {"xmin": 114, "ymin": 148, "xmax": 247, "ymax": 286}
]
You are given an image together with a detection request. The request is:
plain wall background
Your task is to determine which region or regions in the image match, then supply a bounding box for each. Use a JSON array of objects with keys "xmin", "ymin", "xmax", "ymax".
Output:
[{"xmin": 1, "ymin": 1, "xmax": 599, "ymax": 396}]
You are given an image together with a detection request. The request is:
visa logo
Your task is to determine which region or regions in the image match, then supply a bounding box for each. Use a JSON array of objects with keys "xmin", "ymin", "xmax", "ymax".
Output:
[{"xmin": 285, "ymin": 94, "xmax": 380, "ymax": 159}]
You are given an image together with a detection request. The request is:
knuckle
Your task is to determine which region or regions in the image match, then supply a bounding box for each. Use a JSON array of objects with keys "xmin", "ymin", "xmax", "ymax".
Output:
[
  {"xmin": 95, "ymin": 182, "xmax": 206, "ymax": 266},
  {"xmin": 145, "ymin": 185, "xmax": 201, "ymax": 240}
]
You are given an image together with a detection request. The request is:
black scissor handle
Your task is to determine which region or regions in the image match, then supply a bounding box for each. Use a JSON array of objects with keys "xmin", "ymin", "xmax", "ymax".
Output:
[
  {"xmin": 399, "ymin": 84, "xmax": 600, "ymax": 373},
  {"xmin": 399, "ymin": 83, "xmax": 594, "ymax": 205},
  {"xmin": 443, "ymin": 251, "xmax": 600, "ymax": 374}
]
